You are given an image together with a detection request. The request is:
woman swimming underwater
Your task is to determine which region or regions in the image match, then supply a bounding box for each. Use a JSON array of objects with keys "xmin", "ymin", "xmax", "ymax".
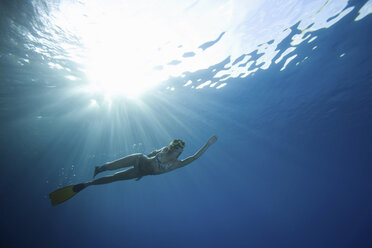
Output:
[{"xmin": 49, "ymin": 135, "xmax": 217, "ymax": 206}]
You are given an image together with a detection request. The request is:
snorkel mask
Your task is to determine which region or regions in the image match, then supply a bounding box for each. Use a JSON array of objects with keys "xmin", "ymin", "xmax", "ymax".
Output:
[{"xmin": 169, "ymin": 139, "xmax": 185, "ymax": 150}]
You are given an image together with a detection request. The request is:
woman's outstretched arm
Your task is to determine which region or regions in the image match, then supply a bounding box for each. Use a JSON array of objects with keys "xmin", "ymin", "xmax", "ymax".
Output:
[{"xmin": 178, "ymin": 135, "xmax": 217, "ymax": 168}]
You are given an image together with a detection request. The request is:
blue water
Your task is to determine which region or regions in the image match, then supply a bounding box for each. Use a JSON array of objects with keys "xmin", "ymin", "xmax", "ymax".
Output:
[{"xmin": 0, "ymin": 0, "xmax": 371, "ymax": 247}]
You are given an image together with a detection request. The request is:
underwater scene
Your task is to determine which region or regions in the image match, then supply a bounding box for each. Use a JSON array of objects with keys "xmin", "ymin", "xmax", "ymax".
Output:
[{"xmin": 0, "ymin": 0, "xmax": 371, "ymax": 247}]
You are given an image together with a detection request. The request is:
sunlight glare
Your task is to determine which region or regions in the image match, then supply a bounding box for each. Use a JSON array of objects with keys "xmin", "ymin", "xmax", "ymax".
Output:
[
  {"xmin": 43, "ymin": 0, "xmax": 357, "ymax": 99},
  {"xmin": 50, "ymin": 0, "xmax": 239, "ymax": 98}
]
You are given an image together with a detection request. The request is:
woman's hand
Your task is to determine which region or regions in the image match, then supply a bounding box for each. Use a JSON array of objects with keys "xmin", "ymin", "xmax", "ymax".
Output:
[{"xmin": 207, "ymin": 135, "xmax": 218, "ymax": 146}]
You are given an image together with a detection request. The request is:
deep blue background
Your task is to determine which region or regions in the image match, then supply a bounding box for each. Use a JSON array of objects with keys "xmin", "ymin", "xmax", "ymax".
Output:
[{"xmin": 0, "ymin": 1, "xmax": 371, "ymax": 247}]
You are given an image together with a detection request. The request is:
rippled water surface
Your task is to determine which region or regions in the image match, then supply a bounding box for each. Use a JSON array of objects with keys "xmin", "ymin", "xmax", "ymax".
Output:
[{"xmin": 0, "ymin": 0, "xmax": 371, "ymax": 247}]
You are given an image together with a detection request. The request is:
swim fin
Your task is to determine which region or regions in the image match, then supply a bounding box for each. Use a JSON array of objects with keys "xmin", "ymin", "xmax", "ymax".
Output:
[{"xmin": 49, "ymin": 183, "xmax": 86, "ymax": 206}]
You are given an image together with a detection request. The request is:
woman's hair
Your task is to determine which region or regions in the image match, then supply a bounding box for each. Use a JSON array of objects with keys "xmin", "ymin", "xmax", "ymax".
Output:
[{"xmin": 168, "ymin": 139, "xmax": 185, "ymax": 150}]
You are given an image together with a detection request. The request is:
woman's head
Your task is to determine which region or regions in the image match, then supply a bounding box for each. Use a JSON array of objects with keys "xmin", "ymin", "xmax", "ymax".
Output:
[
  {"xmin": 169, "ymin": 139, "xmax": 185, "ymax": 149},
  {"xmin": 167, "ymin": 139, "xmax": 185, "ymax": 158}
]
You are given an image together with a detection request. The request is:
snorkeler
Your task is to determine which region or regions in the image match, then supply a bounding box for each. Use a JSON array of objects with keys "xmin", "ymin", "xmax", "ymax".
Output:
[{"xmin": 49, "ymin": 135, "xmax": 218, "ymax": 206}]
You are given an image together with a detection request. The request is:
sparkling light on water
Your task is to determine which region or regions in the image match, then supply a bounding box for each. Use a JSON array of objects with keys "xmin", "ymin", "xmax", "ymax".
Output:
[{"xmin": 22, "ymin": 0, "xmax": 371, "ymax": 100}]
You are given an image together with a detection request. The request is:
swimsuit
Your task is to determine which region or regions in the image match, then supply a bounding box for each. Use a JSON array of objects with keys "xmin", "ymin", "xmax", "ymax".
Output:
[
  {"xmin": 134, "ymin": 151, "xmax": 176, "ymax": 180},
  {"xmin": 155, "ymin": 154, "xmax": 174, "ymax": 173}
]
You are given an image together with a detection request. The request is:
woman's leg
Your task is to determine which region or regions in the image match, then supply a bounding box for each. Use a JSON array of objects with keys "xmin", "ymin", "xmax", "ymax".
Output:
[
  {"xmin": 87, "ymin": 167, "xmax": 138, "ymax": 186},
  {"xmin": 94, "ymin": 153, "xmax": 142, "ymax": 177}
]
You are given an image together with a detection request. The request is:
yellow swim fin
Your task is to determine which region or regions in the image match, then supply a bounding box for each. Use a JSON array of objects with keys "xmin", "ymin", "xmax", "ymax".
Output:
[{"xmin": 49, "ymin": 183, "xmax": 86, "ymax": 206}]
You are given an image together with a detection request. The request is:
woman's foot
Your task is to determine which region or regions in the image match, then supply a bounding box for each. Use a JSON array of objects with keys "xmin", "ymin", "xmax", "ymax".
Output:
[
  {"xmin": 72, "ymin": 183, "xmax": 87, "ymax": 193},
  {"xmin": 94, "ymin": 166, "xmax": 102, "ymax": 178}
]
